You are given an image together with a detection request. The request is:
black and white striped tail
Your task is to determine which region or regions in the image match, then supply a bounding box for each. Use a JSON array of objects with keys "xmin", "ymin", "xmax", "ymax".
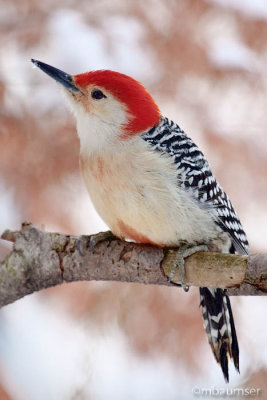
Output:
[{"xmin": 200, "ymin": 287, "xmax": 239, "ymax": 382}]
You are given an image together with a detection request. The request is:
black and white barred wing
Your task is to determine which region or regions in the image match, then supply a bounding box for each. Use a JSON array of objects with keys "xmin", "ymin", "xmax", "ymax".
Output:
[
  {"xmin": 142, "ymin": 116, "xmax": 248, "ymax": 381},
  {"xmin": 142, "ymin": 117, "xmax": 248, "ymax": 255}
]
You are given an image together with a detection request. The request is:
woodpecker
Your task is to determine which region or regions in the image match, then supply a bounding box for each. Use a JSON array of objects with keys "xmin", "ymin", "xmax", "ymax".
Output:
[{"xmin": 32, "ymin": 59, "xmax": 248, "ymax": 381}]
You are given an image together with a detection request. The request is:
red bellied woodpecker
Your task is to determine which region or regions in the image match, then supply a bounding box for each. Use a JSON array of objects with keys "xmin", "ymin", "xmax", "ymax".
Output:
[{"xmin": 31, "ymin": 59, "xmax": 249, "ymax": 382}]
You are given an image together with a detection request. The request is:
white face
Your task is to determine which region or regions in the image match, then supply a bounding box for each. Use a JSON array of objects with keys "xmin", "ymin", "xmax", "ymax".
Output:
[{"xmin": 64, "ymin": 84, "xmax": 131, "ymax": 154}]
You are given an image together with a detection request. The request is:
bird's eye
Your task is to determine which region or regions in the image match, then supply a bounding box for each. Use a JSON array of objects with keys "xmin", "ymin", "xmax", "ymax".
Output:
[{"xmin": 91, "ymin": 89, "xmax": 106, "ymax": 100}]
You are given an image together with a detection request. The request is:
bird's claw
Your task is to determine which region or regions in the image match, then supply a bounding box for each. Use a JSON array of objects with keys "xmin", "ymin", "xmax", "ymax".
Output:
[
  {"xmin": 76, "ymin": 237, "xmax": 86, "ymax": 256},
  {"xmin": 75, "ymin": 231, "xmax": 115, "ymax": 256},
  {"xmin": 168, "ymin": 244, "xmax": 209, "ymax": 292},
  {"xmin": 89, "ymin": 231, "xmax": 115, "ymax": 254}
]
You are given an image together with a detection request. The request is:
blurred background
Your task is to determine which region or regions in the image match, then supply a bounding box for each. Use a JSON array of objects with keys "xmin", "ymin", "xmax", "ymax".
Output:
[{"xmin": 0, "ymin": 0, "xmax": 267, "ymax": 398}]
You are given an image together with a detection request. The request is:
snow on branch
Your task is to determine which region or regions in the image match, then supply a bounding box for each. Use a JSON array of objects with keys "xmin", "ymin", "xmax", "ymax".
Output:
[{"xmin": 0, "ymin": 223, "xmax": 266, "ymax": 307}]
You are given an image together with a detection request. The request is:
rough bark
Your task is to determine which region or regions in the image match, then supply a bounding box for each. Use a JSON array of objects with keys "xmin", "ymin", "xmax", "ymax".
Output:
[{"xmin": 0, "ymin": 223, "xmax": 266, "ymax": 307}]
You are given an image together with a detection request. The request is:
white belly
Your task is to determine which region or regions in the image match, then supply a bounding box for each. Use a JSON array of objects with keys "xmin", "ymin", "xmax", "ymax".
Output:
[{"xmin": 80, "ymin": 138, "xmax": 221, "ymax": 247}]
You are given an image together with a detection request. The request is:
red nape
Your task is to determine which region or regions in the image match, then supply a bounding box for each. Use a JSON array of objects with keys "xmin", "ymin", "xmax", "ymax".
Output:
[{"xmin": 74, "ymin": 70, "xmax": 161, "ymax": 136}]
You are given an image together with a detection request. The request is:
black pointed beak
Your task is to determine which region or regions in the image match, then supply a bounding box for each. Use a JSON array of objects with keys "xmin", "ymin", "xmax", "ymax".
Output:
[{"xmin": 31, "ymin": 59, "xmax": 82, "ymax": 93}]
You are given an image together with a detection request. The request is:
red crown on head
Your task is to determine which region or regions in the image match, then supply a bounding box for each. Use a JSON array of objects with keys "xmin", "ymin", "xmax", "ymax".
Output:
[{"xmin": 74, "ymin": 70, "xmax": 161, "ymax": 137}]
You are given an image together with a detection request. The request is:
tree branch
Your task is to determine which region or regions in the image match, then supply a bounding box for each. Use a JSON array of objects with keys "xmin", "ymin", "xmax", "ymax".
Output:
[{"xmin": 0, "ymin": 223, "xmax": 266, "ymax": 307}]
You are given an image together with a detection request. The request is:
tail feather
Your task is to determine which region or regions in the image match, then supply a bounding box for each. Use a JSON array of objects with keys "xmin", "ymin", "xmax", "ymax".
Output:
[
  {"xmin": 225, "ymin": 294, "xmax": 239, "ymax": 372},
  {"xmin": 200, "ymin": 287, "xmax": 239, "ymax": 382}
]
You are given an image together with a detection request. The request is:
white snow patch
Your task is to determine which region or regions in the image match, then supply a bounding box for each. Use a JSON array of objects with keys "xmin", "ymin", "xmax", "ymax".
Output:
[
  {"xmin": 208, "ymin": 0, "xmax": 267, "ymax": 20},
  {"xmin": 199, "ymin": 12, "xmax": 261, "ymax": 72},
  {"xmin": 208, "ymin": 40, "xmax": 259, "ymax": 72},
  {"xmin": 238, "ymin": 297, "xmax": 267, "ymax": 371},
  {"xmin": 1, "ymin": 9, "xmax": 159, "ymax": 116},
  {"xmin": 0, "ymin": 180, "xmax": 21, "ymax": 233},
  {"xmin": 0, "ymin": 295, "xmax": 193, "ymax": 400},
  {"xmin": 0, "ymin": 297, "xmax": 88, "ymax": 400},
  {"xmin": 242, "ymin": 203, "xmax": 267, "ymax": 252},
  {"xmin": 178, "ymin": 73, "xmax": 267, "ymax": 147},
  {"xmin": 46, "ymin": 10, "xmax": 158, "ymax": 82}
]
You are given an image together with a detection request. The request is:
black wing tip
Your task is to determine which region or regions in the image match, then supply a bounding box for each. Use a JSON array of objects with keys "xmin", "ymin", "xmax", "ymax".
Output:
[
  {"xmin": 225, "ymin": 295, "xmax": 240, "ymax": 373},
  {"xmin": 219, "ymin": 349, "xmax": 240, "ymax": 383},
  {"xmin": 220, "ymin": 344, "xmax": 229, "ymax": 383}
]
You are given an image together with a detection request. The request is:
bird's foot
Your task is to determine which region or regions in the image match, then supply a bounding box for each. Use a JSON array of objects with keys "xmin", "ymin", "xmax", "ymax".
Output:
[
  {"xmin": 76, "ymin": 231, "xmax": 115, "ymax": 256},
  {"xmin": 89, "ymin": 231, "xmax": 116, "ymax": 254},
  {"xmin": 168, "ymin": 244, "xmax": 209, "ymax": 292}
]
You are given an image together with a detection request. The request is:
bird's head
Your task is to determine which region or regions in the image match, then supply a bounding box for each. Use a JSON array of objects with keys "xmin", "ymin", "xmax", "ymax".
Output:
[{"xmin": 31, "ymin": 59, "xmax": 160, "ymax": 151}]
